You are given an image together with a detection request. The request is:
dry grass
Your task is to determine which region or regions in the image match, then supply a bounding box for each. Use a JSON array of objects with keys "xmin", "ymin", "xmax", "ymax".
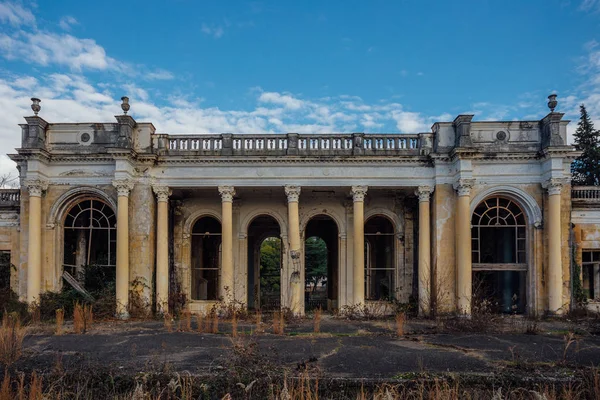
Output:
[
  {"xmin": 163, "ymin": 313, "xmax": 173, "ymax": 333},
  {"xmin": 179, "ymin": 310, "xmax": 192, "ymax": 332},
  {"xmin": 195, "ymin": 313, "xmax": 204, "ymax": 333},
  {"xmin": 272, "ymin": 311, "xmax": 285, "ymax": 335},
  {"xmin": 0, "ymin": 313, "xmax": 26, "ymax": 366},
  {"xmin": 313, "ymin": 307, "xmax": 322, "ymax": 333},
  {"xmin": 55, "ymin": 309, "xmax": 64, "ymax": 336},
  {"xmin": 395, "ymin": 312, "xmax": 405, "ymax": 337},
  {"xmin": 73, "ymin": 303, "xmax": 93, "ymax": 335},
  {"xmin": 0, "ymin": 368, "xmax": 10, "ymax": 400},
  {"xmin": 210, "ymin": 311, "xmax": 219, "ymax": 334},
  {"xmin": 255, "ymin": 310, "xmax": 263, "ymax": 334},
  {"xmin": 231, "ymin": 311, "xmax": 238, "ymax": 338}
]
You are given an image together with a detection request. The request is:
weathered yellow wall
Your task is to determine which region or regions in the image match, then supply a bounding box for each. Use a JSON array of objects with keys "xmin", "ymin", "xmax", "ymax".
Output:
[{"xmin": 431, "ymin": 184, "xmax": 456, "ymax": 313}]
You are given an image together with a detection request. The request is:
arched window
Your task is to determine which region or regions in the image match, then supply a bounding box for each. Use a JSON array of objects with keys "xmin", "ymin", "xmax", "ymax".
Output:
[
  {"xmin": 471, "ymin": 196, "xmax": 527, "ymax": 313},
  {"xmin": 63, "ymin": 199, "xmax": 116, "ymax": 283},
  {"xmin": 191, "ymin": 216, "xmax": 221, "ymax": 300},
  {"xmin": 471, "ymin": 196, "xmax": 526, "ymax": 266}
]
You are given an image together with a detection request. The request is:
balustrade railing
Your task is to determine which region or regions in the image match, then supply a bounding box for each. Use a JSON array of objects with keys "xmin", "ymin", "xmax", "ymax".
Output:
[
  {"xmin": 572, "ymin": 186, "xmax": 600, "ymax": 204},
  {"xmin": 0, "ymin": 189, "xmax": 20, "ymax": 207},
  {"xmin": 160, "ymin": 132, "xmax": 429, "ymax": 157}
]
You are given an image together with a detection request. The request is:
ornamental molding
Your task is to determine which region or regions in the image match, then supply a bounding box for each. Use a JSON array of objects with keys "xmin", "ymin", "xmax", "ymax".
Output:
[
  {"xmin": 24, "ymin": 179, "xmax": 49, "ymax": 197},
  {"xmin": 218, "ymin": 186, "xmax": 236, "ymax": 202},
  {"xmin": 415, "ymin": 186, "xmax": 433, "ymax": 202},
  {"xmin": 351, "ymin": 185, "xmax": 368, "ymax": 202},
  {"xmin": 542, "ymin": 178, "xmax": 564, "ymax": 196},
  {"xmin": 284, "ymin": 185, "xmax": 301, "ymax": 202},
  {"xmin": 152, "ymin": 185, "xmax": 172, "ymax": 202},
  {"xmin": 112, "ymin": 179, "xmax": 135, "ymax": 197},
  {"xmin": 453, "ymin": 179, "xmax": 475, "ymax": 197}
]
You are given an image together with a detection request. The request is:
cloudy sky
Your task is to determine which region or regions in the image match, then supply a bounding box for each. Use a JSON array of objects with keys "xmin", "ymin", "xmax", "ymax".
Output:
[{"xmin": 1, "ymin": 0, "xmax": 600, "ymax": 177}]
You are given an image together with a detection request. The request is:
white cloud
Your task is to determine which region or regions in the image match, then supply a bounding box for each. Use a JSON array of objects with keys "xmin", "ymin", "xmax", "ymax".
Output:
[
  {"xmin": 145, "ymin": 69, "xmax": 174, "ymax": 80},
  {"xmin": 0, "ymin": 31, "xmax": 115, "ymax": 71},
  {"xmin": 259, "ymin": 91, "xmax": 306, "ymax": 110},
  {"xmin": 0, "ymin": 1, "xmax": 35, "ymax": 27},
  {"xmin": 580, "ymin": 0, "xmax": 600, "ymax": 11},
  {"xmin": 201, "ymin": 23, "xmax": 225, "ymax": 39},
  {"xmin": 58, "ymin": 15, "xmax": 78, "ymax": 31}
]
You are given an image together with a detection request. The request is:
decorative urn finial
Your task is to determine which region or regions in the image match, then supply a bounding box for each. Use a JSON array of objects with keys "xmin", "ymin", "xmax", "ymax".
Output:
[
  {"xmin": 30, "ymin": 97, "xmax": 41, "ymax": 116},
  {"xmin": 547, "ymin": 94, "xmax": 558, "ymax": 113},
  {"xmin": 121, "ymin": 96, "xmax": 130, "ymax": 114}
]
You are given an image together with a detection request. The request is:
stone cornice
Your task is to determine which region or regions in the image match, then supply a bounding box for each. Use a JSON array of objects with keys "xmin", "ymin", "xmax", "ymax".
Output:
[{"xmin": 154, "ymin": 156, "xmax": 433, "ymax": 165}]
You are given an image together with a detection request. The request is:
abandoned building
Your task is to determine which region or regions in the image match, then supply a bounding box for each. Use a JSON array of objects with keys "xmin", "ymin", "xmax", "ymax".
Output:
[{"xmin": 1, "ymin": 94, "xmax": 599, "ymax": 317}]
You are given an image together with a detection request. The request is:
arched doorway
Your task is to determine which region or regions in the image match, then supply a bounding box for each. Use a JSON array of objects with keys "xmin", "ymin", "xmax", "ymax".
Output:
[
  {"xmin": 471, "ymin": 196, "xmax": 527, "ymax": 313},
  {"xmin": 364, "ymin": 216, "xmax": 396, "ymax": 301},
  {"xmin": 305, "ymin": 215, "xmax": 338, "ymax": 311},
  {"xmin": 191, "ymin": 216, "xmax": 221, "ymax": 300},
  {"xmin": 247, "ymin": 215, "xmax": 282, "ymax": 310},
  {"xmin": 63, "ymin": 198, "xmax": 116, "ymax": 290}
]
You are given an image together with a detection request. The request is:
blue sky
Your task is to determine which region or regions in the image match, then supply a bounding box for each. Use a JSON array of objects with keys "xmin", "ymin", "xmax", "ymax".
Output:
[{"xmin": 1, "ymin": 0, "xmax": 600, "ymax": 175}]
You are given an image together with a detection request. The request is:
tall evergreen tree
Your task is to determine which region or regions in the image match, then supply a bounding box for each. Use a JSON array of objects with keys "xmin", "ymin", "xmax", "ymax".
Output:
[{"xmin": 572, "ymin": 104, "xmax": 600, "ymax": 185}]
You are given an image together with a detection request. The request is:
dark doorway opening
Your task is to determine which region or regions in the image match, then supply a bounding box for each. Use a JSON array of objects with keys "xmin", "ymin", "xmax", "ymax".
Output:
[
  {"xmin": 305, "ymin": 215, "xmax": 338, "ymax": 311},
  {"xmin": 191, "ymin": 216, "xmax": 221, "ymax": 300},
  {"xmin": 247, "ymin": 216, "xmax": 282, "ymax": 311},
  {"xmin": 365, "ymin": 216, "xmax": 396, "ymax": 301},
  {"xmin": 473, "ymin": 271, "xmax": 527, "ymax": 313},
  {"xmin": 471, "ymin": 196, "xmax": 528, "ymax": 314},
  {"xmin": 0, "ymin": 251, "xmax": 10, "ymax": 291}
]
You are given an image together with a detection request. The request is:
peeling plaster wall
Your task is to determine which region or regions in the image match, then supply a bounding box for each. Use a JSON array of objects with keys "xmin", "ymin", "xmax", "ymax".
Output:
[
  {"xmin": 431, "ymin": 184, "xmax": 456, "ymax": 313},
  {"xmin": 129, "ymin": 184, "xmax": 156, "ymax": 308}
]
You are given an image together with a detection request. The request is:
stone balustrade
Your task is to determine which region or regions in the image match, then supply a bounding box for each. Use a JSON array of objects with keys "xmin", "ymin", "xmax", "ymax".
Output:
[
  {"xmin": 572, "ymin": 186, "xmax": 600, "ymax": 206},
  {"xmin": 158, "ymin": 132, "xmax": 430, "ymax": 157},
  {"xmin": 0, "ymin": 189, "xmax": 20, "ymax": 207}
]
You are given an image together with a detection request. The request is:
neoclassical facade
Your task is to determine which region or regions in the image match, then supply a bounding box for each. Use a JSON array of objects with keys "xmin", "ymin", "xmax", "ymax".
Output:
[{"xmin": 2, "ymin": 95, "xmax": 599, "ymax": 317}]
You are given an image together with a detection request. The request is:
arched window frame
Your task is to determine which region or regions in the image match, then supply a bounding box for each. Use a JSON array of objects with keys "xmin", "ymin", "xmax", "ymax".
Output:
[
  {"xmin": 62, "ymin": 198, "xmax": 117, "ymax": 276},
  {"xmin": 471, "ymin": 196, "xmax": 527, "ymax": 271}
]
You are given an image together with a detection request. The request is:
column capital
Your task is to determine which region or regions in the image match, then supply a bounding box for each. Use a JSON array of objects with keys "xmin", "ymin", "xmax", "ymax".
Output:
[
  {"xmin": 112, "ymin": 179, "xmax": 134, "ymax": 197},
  {"xmin": 218, "ymin": 186, "xmax": 236, "ymax": 202},
  {"xmin": 24, "ymin": 178, "xmax": 48, "ymax": 197},
  {"xmin": 542, "ymin": 178, "xmax": 563, "ymax": 196},
  {"xmin": 415, "ymin": 186, "xmax": 433, "ymax": 202},
  {"xmin": 453, "ymin": 179, "xmax": 475, "ymax": 197},
  {"xmin": 351, "ymin": 185, "xmax": 368, "ymax": 202},
  {"xmin": 284, "ymin": 185, "xmax": 301, "ymax": 202},
  {"xmin": 152, "ymin": 185, "xmax": 172, "ymax": 202}
]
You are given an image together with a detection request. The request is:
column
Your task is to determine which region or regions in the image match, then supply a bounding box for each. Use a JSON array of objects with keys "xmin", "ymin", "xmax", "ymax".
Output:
[
  {"xmin": 113, "ymin": 179, "xmax": 134, "ymax": 318},
  {"xmin": 285, "ymin": 185, "xmax": 302, "ymax": 315},
  {"xmin": 351, "ymin": 186, "xmax": 368, "ymax": 305},
  {"xmin": 153, "ymin": 185, "xmax": 171, "ymax": 314},
  {"xmin": 454, "ymin": 179, "xmax": 474, "ymax": 315},
  {"xmin": 416, "ymin": 186, "xmax": 433, "ymax": 316},
  {"xmin": 218, "ymin": 186, "xmax": 235, "ymax": 301},
  {"xmin": 546, "ymin": 179, "xmax": 563, "ymax": 313},
  {"xmin": 25, "ymin": 179, "xmax": 48, "ymax": 304}
]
